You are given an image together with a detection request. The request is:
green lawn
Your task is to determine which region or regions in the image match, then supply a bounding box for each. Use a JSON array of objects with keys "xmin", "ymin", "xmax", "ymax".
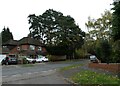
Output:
[
  {"xmin": 70, "ymin": 70, "xmax": 120, "ymax": 85},
  {"xmin": 20, "ymin": 64, "xmax": 35, "ymax": 67},
  {"xmin": 60, "ymin": 63, "xmax": 84, "ymax": 71}
]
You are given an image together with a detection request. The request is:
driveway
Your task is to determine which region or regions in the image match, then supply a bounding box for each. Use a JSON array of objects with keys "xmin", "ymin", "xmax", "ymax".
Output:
[{"xmin": 2, "ymin": 59, "xmax": 89, "ymax": 84}]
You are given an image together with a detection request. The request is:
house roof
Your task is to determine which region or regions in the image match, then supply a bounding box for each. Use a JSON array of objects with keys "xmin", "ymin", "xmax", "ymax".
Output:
[
  {"xmin": 2, "ymin": 39, "xmax": 18, "ymax": 46},
  {"xmin": 19, "ymin": 37, "xmax": 44, "ymax": 46}
]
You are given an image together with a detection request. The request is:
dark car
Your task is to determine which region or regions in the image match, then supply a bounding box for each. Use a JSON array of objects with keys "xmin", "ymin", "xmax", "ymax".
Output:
[{"xmin": 2, "ymin": 56, "xmax": 18, "ymax": 65}]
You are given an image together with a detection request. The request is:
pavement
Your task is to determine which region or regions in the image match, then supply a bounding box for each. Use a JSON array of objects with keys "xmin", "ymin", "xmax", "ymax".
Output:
[
  {"xmin": 2, "ymin": 60, "xmax": 117, "ymax": 85},
  {"xmin": 2, "ymin": 69, "xmax": 70, "ymax": 84},
  {"xmin": 2, "ymin": 60, "xmax": 88, "ymax": 84}
]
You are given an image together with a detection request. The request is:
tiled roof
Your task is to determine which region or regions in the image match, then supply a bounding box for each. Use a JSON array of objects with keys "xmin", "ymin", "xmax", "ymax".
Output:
[
  {"xmin": 2, "ymin": 39, "xmax": 18, "ymax": 46},
  {"xmin": 19, "ymin": 37, "xmax": 44, "ymax": 46}
]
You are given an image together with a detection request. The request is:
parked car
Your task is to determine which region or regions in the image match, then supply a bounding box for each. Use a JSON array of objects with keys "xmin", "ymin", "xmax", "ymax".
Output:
[
  {"xmin": 0, "ymin": 55, "xmax": 6, "ymax": 65},
  {"xmin": 1, "ymin": 56, "xmax": 18, "ymax": 65},
  {"xmin": 25, "ymin": 57, "xmax": 36, "ymax": 64},
  {"xmin": 90, "ymin": 55, "xmax": 99, "ymax": 63},
  {"xmin": 36, "ymin": 55, "xmax": 48, "ymax": 62}
]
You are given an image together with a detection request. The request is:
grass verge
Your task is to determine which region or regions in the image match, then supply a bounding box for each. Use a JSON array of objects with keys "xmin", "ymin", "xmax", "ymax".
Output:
[
  {"xmin": 70, "ymin": 70, "xmax": 120, "ymax": 85},
  {"xmin": 20, "ymin": 64, "xmax": 35, "ymax": 67},
  {"xmin": 60, "ymin": 64, "xmax": 84, "ymax": 71}
]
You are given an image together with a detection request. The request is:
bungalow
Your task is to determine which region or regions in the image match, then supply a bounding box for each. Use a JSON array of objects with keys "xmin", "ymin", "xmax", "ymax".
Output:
[{"xmin": 2, "ymin": 37, "xmax": 47, "ymax": 58}]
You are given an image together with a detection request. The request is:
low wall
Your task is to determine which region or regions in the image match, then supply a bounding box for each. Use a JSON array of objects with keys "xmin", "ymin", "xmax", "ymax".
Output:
[{"xmin": 88, "ymin": 63, "xmax": 120, "ymax": 73}]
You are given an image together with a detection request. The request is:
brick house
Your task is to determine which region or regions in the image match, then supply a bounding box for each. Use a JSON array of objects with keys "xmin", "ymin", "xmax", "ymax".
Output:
[{"xmin": 2, "ymin": 37, "xmax": 47, "ymax": 58}]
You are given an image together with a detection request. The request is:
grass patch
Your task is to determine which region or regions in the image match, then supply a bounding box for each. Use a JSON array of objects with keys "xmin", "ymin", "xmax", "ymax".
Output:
[
  {"xmin": 70, "ymin": 70, "xmax": 120, "ymax": 85},
  {"xmin": 60, "ymin": 64, "xmax": 84, "ymax": 71},
  {"xmin": 20, "ymin": 64, "xmax": 35, "ymax": 67}
]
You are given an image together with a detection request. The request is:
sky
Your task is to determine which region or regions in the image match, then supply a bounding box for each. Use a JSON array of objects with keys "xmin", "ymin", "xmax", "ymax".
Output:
[{"xmin": 0, "ymin": 0, "xmax": 113, "ymax": 40}]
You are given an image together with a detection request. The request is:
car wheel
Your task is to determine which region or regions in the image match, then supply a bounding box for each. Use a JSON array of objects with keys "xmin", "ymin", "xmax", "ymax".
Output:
[
  {"xmin": 27, "ymin": 61, "xmax": 29, "ymax": 64},
  {"xmin": 6, "ymin": 62, "xmax": 9, "ymax": 65}
]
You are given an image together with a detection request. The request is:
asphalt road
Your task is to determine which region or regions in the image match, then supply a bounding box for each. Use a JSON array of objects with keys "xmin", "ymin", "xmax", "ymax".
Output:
[{"xmin": 2, "ymin": 59, "xmax": 89, "ymax": 84}]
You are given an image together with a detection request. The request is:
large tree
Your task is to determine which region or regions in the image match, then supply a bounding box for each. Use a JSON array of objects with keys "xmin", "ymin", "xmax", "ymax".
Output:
[
  {"xmin": 1, "ymin": 27, "xmax": 14, "ymax": 44},
  {"xmin": 28, "ymin": 9, "xmax": 85, "ymax": 58},
  {"xmin": 85, "ymin": 10, "xmax": 113, "ymax": 62},
  {"xmin": 112, "ymin": 1, "xmax": 120, "ymax": 41},
  {"xmin": 111, "ymin": 1, "xmax": 120, "ymax": 63},
  {"xmin": 85, "ymin": 10, "xmax": 112, "ymax": 41}
]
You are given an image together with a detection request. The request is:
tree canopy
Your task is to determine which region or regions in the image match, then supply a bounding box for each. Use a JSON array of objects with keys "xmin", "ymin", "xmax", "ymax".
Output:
[
  {"xmin": 1, "ymin": 27, "xmax": 14, "ymax": 44},
  {"xmin": 28, "ymin": 9, "xmax": 85, "ymax": 57},
  {"xmin": 85, "ymin": 10, "xmax": 112, "ymax": 41},
  {"xmin": 112, "ymin": 1, "xmax": 120, "ymax": 41}
]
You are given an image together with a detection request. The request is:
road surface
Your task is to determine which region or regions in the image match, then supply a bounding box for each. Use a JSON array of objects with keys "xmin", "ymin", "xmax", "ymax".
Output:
[{"xmin": 2, "ymin": 59, "xmax": 89, "ymax": 84}]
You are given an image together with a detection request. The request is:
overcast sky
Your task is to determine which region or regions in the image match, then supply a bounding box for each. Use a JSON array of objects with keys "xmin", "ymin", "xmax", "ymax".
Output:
[{"xmin": 0, "ymin": 0, "xmax": 113, "ymax": 40}]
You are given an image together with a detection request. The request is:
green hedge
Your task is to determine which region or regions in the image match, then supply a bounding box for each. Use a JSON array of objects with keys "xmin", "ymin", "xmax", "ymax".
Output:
[{"xmin": 47, "ymin": 55, "xmax": 66, "ymax": 61}]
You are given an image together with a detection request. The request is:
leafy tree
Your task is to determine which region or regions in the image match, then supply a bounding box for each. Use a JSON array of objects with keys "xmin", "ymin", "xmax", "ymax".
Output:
[
  {"xmin": 95, "ymin": 39, "xmax": 111, "ymax": 63},
  {"xmin": 111, "ymin": 1, "xmax": 120, "ymax": 63},
  {"xmin": 112, "ymin": 1, "xmax": 120, "ymax": 41},
  {"xmin": 85, "ymin": 10, "xmax": 113, "ymax": 62},
  {"xmin": 1, "ymin": 26, "xmax": 14, "ymax": 44},
  {"xmin": 85, "ymin": 10, "xmax": 112, "ymax": 41},
  {"xmin": 28, "ymin": 9, "xmax": 85, "ymax": 58},
  {"xmin": 112, "ymin": 40, "xmax": 120, "ymax": 63}
]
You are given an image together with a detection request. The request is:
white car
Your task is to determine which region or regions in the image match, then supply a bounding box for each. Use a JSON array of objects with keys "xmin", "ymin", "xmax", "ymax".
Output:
[
  {"xmin": 25, "ymin": 57, "xmax": 36, "ymax": 64},
  {"xmin": 90, "ymin": 55, "xmax": 99, "ymax": 63},
  {"xmin": 36, "ymin": 55, "xmax": 48, "ymax": 62},
  {"xmin": 0, "ymin": 55, "xmax": 6, "ymax": 65}
]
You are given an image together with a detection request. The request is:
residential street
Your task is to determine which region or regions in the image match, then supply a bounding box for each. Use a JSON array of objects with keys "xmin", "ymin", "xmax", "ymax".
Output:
[{"xmin": 2, "ymin": 59, "xmax": 89, "ymax": 84}]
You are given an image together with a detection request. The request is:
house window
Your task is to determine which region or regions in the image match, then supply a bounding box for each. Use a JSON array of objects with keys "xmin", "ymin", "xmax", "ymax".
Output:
[
  {"xmin": 30, "ymin": 45, "xmax": 35, "ymax": 50},
  {"xmin": 17, "ymin": 46, "xmax": 20, "ymax": 51},
  {"xmin": 38, "ymin": 47, "xmax": 42, "ymax": 51}
]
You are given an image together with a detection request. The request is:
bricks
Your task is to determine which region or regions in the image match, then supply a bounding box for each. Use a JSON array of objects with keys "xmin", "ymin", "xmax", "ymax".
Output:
[{"xmin": 88, "ymin": 63, "xmax": 120, "ymax": 73}]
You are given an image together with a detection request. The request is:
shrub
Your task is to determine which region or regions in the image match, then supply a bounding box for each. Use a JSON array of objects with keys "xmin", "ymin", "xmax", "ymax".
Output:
[
  {"xmin": 95, "ymin": 39, "xmax": 111, "ymax": 63},
  {"xmin": 112, "ymin": 40, "xmax": 120, "ymax": 63},
  {"xmin": 47, "ymin": 55, "xmax": 66, "ymax": 61},
  {"xmin": 75, "ymin": 49, "xmax": 87, "ymax": 59},
  {"xmin": 22, "ymin": 57, "xmax": 28, "ymax": 64}
]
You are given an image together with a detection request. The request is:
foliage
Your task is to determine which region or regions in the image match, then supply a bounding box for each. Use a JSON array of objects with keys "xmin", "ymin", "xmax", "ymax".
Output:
[
  {"xmin": 111, "ymin": 1, "xmax": 120, "ymax": 63},
  {"xmin": 47, "ymin": 55, "xmax": 66, "ymax": 61},
  {"xmin": 85, "ymin": 10, "xmax": 112, "ymax": 41},
  {"xmin": 85, "ymin": 10, "xmax": 114, "ymax": 63},
  {"xmin": 71, "ymin": 70, "xmax": 120, "ymax": 85},
  {"xmin": 1, "ymin": 27, "xmax": 14, "ymax": 44},
  {"xmin": 22, "ymin": 57, "xmax": 28, "ymax": 64},
  {"xmin": 95, "ymin": 39, "xmax": 111, "ymax": 63},
  {"xmin": 111, "ymin": 40, "xmax": 120, "ymax": 63},
  {"xmin": 75, "ymin": 48, "xmax": 87, "ymax": 59},
  {"xmin": 112, "ymin": 1, "xmax": 120, "ymax": 41},
  {"xmin": 28, "ymin": 9, "xmax": 85, "ymax": 58},
  {"xmin": 46, "ymin": 43, "xmax": 68, "ymax": 55}
]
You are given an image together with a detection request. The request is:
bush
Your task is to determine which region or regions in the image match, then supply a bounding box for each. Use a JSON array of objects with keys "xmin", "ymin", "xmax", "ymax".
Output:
[
  {"xmin": 112, "ymin": 40, "xmax": 120, "ymax": 63},
  {"xmin": 95, "ymin": 39, "xmax": 111, "ymax": 63},
  {"xmin": 46, "ymin": 44, "xmax": 68, "ymax": 55},
  {"xmin": 22, "ymin": 57, "xmax": 28, "ymax": 64},
  {"xmin": 18, "ymin": 56, "xmax": 28, "ymax": 64},
  {"xmin": 75, "ymin": 49, "xmax": 87, "ymax": 59},
  {"xmin": 47, "ymin": 55, "xmax": 66, "ymax": 61}
]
